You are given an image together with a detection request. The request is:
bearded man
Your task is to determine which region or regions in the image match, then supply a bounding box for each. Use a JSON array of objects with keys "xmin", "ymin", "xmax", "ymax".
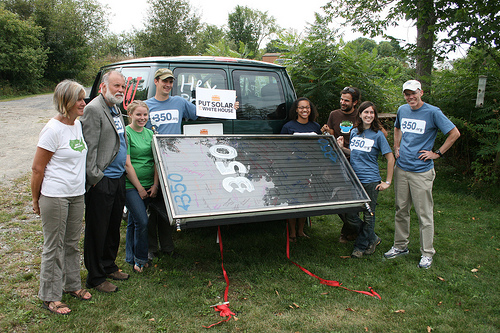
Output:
[{"xmin": 81, "ymin": 70, "xmax": 130, "ymax": 293}]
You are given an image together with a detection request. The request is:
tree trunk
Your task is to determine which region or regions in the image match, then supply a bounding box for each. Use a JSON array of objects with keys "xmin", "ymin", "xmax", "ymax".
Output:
[{"xmin": 415, "ymin": 0, "xmax": 437, "ymax": 94}]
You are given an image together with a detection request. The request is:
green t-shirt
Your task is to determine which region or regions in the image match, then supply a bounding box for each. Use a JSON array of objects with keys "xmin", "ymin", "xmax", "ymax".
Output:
[{"xmin": 125, "ymin": 125, "xmax": 155, "ymax": 190}]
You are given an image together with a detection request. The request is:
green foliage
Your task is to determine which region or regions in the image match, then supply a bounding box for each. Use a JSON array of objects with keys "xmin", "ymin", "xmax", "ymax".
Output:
[
  {"xmin": 227, "ymin": 5, "xmax": 280, "ymax": 59},
  {"xmin": 192, "ymin": 24, "xmax": 226, "ymax": 55},
  {"xmin": 134, "ymin": 0, "xmax": 201, "ymax": 57},
  {"xmin": 283, "ymin": 14, "xmax": 411, "ymax": 125},
  {"xmin": 323, "ymin": 0, "xmax": 500, "ymax": 88},
  {"xmin": 432, "ymin": 47, "xmax": 500, "ymax": 185},
  {"xmin": 0, "ymin": 4, "xmax": 47, "ymax": 91}
]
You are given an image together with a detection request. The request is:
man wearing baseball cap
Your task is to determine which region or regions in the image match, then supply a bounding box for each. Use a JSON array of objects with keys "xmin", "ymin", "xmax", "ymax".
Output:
[
  {"xmin": 384, "ymin": 79, "xmax": 460, "ymax": 269},
  {"xmin": 145, "ymin": 68, "xmax": 198, "ymax": 134}
]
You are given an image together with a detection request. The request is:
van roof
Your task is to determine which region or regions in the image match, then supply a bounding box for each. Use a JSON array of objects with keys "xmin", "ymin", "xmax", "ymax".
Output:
[{"xmin": 102, "ymin": 56, "xmax": 285, "ymax": 69}]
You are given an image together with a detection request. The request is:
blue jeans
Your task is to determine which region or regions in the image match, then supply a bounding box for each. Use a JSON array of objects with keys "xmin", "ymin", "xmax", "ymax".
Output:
[
  {"xmin": 125, "ymin": 189, "xmax": 150, "ymax": 266},
  {"xmin": 345, "ymin": 182, "xmax": 379, "ymax": 252}
]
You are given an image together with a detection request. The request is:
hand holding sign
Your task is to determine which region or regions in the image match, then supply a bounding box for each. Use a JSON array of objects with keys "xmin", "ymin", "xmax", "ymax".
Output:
[{"xmin": 196, "ymin": 87, "xmax": 237, "ymax": 119}]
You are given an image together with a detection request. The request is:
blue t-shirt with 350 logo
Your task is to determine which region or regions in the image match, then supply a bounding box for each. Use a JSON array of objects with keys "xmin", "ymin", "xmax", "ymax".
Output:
[
  {"xmin": 394, "ymin": 103, "xmax": 455, "ymax": 172},
  {"xmin": 145, "ymin": 96, "xmax": 197, "ymax": 134}
]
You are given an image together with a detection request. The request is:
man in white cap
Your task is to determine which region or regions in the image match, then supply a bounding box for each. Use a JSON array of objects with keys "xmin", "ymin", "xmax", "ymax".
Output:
[{"xmin": 384, "ymin": 80, "xmax": 460, "ymax": 269}]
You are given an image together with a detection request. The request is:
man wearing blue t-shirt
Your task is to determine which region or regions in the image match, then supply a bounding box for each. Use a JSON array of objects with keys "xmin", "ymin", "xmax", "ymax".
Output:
[
  {"xmin": 384, "ymin": 80, "xmax": 460, "ymax": 269},
  {"xmin": 145, "ymin": 68, "xmax": 197, "ymax": 134}
]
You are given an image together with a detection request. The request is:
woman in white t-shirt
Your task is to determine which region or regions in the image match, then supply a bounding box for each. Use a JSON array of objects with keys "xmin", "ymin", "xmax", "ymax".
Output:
[{"xmin": 31, "ymin": 80, "xmax": 91, "ymax": 315}]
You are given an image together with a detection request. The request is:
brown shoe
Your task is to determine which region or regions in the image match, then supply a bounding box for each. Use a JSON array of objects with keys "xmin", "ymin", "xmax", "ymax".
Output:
[
  {"xmin": 94, "ymin": 280, "xmax": 118, "ymax": 293},
  {"xmin": 107, "ymin": 269, "xmax": 129, "ymax": 280}
]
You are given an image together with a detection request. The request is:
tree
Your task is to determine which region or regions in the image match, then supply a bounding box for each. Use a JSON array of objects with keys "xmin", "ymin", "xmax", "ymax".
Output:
[
  {"xmin": 4, "ymin": 0, "xmax": 109, "ymax": 83},
  {"xmin": 134, "ymin": 0, "xmax": 201, "ymax": 57},
  {"xmin": 323, "ymin": 0, "xmax": 500, "ymax": 92},
  {"xmin": 0, "ymin": 4, "xmax": 47, "ymax": 89},
  {"xmin": 227, "ymin": 5, "xmax": 280, "ymax": 58},
  {"xmin": 192, "ymin": 24, "xmax": 225, "ymax": 55}
]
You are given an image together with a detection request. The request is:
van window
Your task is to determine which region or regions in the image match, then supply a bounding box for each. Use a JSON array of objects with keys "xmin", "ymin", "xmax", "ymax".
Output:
[
  {"xmin": 172, "ymin": 68, "xmax": 228, "ymax": 104},
  {"xmin": 232, "ymin": 70, "xmax": 286, "ymax": 120},
  {"xmin": 121, "ymin": 67, "xmax": 150, "ymax": 111}
]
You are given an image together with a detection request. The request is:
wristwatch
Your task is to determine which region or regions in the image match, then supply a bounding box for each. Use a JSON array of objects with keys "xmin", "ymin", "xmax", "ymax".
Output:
[
  {"xmin": 385, "ymin": 181, "xmax": 391, "ymax": 185},
  {"xmin": 435, "ymin": 150, "xmax": 443, "ymax": 157}
]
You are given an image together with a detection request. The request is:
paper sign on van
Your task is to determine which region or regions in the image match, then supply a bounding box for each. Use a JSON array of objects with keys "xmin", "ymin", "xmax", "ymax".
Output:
[{"xmin": 196, "ymin": 87, "xmax": 237, "ymax": 120}]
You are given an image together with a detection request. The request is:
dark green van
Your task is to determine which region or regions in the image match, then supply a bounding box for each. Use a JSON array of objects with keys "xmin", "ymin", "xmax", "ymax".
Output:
[{"xmin": 87, "ymin": 56, "xmax": 297, "ymax": 134}]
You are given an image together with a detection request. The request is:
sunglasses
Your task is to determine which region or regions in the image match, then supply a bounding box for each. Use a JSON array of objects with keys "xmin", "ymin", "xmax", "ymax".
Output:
[{"xmin": 343, "ymin": 87, "xmax": 356, "ymax": 94}]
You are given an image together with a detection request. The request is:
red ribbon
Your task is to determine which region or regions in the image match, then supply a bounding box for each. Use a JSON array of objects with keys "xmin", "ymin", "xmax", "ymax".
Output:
[
  {"xmin": 286, "ymin": 224, "xmax": 381, "ymax": 299},
  {"xmin": 203, "ymin": 226, "xmax": 236, "ymax": 328}
]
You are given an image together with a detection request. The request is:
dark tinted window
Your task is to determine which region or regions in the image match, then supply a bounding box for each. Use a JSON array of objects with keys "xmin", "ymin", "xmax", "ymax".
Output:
[{"xmin": 232, "ymin": 70, "xmax": 286, "ymax": 120}]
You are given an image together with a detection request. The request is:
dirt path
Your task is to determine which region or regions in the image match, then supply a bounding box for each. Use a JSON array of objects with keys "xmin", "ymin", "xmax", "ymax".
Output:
[{"xmin": 0, "ymin": 94, "xmax": 59, "ymax": 185}]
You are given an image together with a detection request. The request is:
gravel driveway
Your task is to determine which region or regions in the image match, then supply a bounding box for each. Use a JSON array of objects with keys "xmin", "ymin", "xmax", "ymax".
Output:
[{"xmin": 0, "ymin": 94, "xmax": 57, "ymax": 185}]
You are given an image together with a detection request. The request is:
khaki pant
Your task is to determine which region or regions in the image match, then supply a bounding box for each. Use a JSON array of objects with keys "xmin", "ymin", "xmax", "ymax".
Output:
[
  {"xmin": 393, "ymin": 166, "xmax": 436, "ymax": 257},
  {"xmin": 38, "ymin": 195, "xmax": 84, "ymax": 302}
]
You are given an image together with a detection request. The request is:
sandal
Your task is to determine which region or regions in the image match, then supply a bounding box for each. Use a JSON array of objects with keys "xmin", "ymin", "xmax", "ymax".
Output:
[
  {"xmin": 42, "ymin": 301, "xmax": 71, "ymax": 315},
  {"xmin": 64, "ymin": 288, "xmax": 92, "ymax": 301},
  {"xmin": 133, "ymin": 262, "xmax": 148, "ymax": 273}
]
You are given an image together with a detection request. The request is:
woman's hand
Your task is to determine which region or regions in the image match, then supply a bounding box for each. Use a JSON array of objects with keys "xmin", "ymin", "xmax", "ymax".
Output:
[
  {"xmin": 336, "ymin": 136, "xmax": 344, "ymax": 147},
  {"xmin": 32, "ymin": 200, "xmax": 40, "ymax": 215},
  {"xmin": 138, "ymin": 187, "xmax": 149, "ymax": 199},
  {"xmin": 148, "ymin": 184, "xmax": 158, "ymax": 198}
]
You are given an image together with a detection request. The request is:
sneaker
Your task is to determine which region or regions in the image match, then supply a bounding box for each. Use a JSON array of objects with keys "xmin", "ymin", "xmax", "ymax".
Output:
[
  {"xmin": 107, "ymin": 270, "xmax": 129, "ymax": 280},
  {"xmin": 351, "ymin": 249, "xmax": 363, "ymax": 258},
  {"xmin": 364, "ymin": 237, "xmax": 382, "ymax": 255},
  {"xmin": 384, "ymin": 246, "xmax": 409, "ymax": 259},
  {"xmin": 418, "ymin": 256, "xmax": 433, "ymax": 269}
]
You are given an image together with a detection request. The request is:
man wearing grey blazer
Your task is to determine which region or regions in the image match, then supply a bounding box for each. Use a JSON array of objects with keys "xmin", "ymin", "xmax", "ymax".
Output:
[{"xmin": 81, "ymin": 70, "xmax": 130, "ymax": 293}]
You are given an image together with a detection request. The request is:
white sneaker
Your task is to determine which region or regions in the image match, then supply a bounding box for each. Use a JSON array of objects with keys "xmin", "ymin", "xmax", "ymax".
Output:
[
  {"xmin": 418, "ymin": 255, "xmax": 433, "ymax": 269},
  {"xmin": 384, "ymin": 246, "xmax": 409, "ymax": 259}
]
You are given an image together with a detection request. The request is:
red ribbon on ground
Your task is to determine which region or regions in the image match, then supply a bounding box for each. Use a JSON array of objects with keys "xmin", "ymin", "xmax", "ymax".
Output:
[
  {"xmin": 286, "ymin": 224, "xmax": 381, "ymax": 299},
  {"xmin": 203, "ymin": 226, "xmax": 236, "ymax": 328}
]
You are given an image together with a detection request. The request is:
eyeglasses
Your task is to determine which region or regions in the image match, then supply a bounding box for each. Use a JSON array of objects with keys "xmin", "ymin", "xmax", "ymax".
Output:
[
  {"xmin": 298, "ymin": 106, "xmax": 311, "ymax": 110},
  {"xmin": 343, "ymin": 87, "xmax": 356, "ymax": 94}
]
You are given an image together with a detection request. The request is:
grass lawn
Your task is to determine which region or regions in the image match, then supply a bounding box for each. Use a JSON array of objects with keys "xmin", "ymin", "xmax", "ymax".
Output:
[{"xmin": 0, "ymin": 166, "xmax": 499, "ymax": 332}]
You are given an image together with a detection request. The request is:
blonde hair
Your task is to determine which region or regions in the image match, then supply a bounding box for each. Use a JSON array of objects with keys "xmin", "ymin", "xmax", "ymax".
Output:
[
  {"xmin": 127, "ymin": 100, "xmax": 149, "ymax": 115},
  {"xmin": 53, "ymin": 80, "xmax": 85, "ymax": 117}
]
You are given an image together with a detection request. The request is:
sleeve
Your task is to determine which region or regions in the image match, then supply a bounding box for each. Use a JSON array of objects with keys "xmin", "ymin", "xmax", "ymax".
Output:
[
  {"xmin": 126, "ymin": 126, "xmax": 131, "ymax": 155},
  {"xmin": 37, "ymin": 125, "xmax": 59, "ymax": 153},
  {"xmin": 184, "ymin": 98, "xmax": 198, "ymax": 121},
  {"xmin": 394, "ymin": 106, "xmax": 402, "ymax": 129},
  {"xmin": 280, "ymin": 122, "xmax": 290, "ymax": 134},
  {"xmin": 434, "ymin": 108, "xmax": 456, "ymax": 135},
  {"xmin": 80, "ymin": 104, "xmax": 103, "ymax": 185},
  {"xmin": 378, "ymin": 132, "xmax": 392, "ymax": 155},
  {"xmin": 314, "ymin": 122, "xmax": 322, "ymax": 134}
]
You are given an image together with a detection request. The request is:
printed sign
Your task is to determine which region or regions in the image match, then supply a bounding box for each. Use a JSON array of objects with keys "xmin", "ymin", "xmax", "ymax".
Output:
[{"xmin": 196, "ymin": 87, "xmax": 236, "ymax": 119}]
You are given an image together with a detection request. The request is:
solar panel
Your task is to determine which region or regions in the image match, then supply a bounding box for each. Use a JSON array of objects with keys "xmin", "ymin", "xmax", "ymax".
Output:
[{"xmin": 152, "ymin": 135, "xmax": 370, "ymax": 229}]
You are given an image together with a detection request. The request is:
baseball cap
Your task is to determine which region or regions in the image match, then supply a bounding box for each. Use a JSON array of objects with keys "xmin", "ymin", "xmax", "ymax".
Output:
[
  {"xmin": 402, "ymin": 80, "xmax": 421, "ymax": 92},
  {"xmin": 155, "ymin": 68, "xmax": 174, "ymax": 80}
]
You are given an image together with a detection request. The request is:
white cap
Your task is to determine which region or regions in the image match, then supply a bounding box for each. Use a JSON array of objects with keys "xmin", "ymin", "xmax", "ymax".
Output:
[{"xmin": 402, "ymin": 80, "xmax": 422, "ymax": 92}]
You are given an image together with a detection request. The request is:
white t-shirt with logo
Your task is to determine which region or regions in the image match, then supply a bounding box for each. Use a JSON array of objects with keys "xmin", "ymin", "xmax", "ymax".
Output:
[{"xmin": 37, "ymin": 118, "xmax": 87, "ymax": 197}]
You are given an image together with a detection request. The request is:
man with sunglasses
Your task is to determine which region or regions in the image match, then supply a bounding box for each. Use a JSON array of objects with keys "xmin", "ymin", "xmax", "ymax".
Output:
[{"xmin": 321, "ymin": 87, "xmax": 363, "ymax": 243}]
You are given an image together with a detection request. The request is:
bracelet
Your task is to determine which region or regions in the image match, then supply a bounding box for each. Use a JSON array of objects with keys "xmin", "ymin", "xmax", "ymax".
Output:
[{"xmin": 385, "ymin": 181, "xmax": 391, "ymax": 185}]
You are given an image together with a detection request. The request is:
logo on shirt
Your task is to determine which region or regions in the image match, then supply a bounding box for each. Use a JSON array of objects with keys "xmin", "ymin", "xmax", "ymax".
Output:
[
  {"xmin": 70, "ymin": 138, "xmax": 86, "ymax": 152},
  {"xmin": 150, "ymin": 109, "xmax": 180, "ymax": 126},
  {"xmin": 339, "ymin": 120, "xmax": 354, "ymax": 134},
  {"xmin": 401, "ymin": 118, "xmax": 426, "ymax": 134},
  {"xmin": 350, "ymin": 137, "xmax": 374, "ymax": 153}
]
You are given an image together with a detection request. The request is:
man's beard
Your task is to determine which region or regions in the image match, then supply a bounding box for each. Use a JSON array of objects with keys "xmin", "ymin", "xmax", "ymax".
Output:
[{"xmin": 104, "ymin": 89, "xmax": 124, "ymax": 105}]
